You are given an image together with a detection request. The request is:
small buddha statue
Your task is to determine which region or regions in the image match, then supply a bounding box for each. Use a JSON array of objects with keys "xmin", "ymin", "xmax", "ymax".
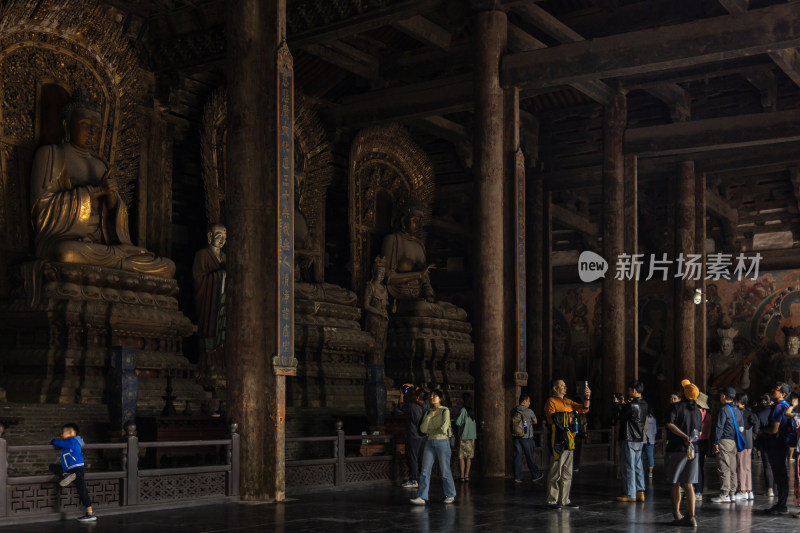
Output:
[
  {"xmin": 30, "ymin": 93, "xmax": 175, "ymax": 277},
  {"xmin": 363, "ymin": 256, "xmax": 389, "ymax": 365},
  {"xmin": 707, "ymin": 325, "xmax": 750, "ymax": 394},
  {"xmin": 380, "ymin": 200, "xmax": 467, "ymax": 320},
  {"xmin": 193, "ymin": 223, "xmax": 227, "ymax": 372},
  {"xmin": 772, "ymin": 326, "xmax": 800, "ymax": 390}
]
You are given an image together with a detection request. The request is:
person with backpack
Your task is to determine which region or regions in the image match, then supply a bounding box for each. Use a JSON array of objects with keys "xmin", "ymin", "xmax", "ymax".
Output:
[
  {"xmin": 543, "ymin": 379, "xmax": 590, "ymax": 509},
  {"xmin": 455, "ymin": 392, "xmax": 477, "ymax": 483},
  {"xmin": 755, "ymin": 382, "xmax": 793, "ymax": 515},
  {"xmin": 711, "ymin": 387, "xmax": 745, "ymax": 503},
  {"xmin": 511, "ymin": 393, "xmax": 543, "ymax": 484},
  {"xmin": 733, "ymin": 393, "xmax": 759, "ymax": 501}
]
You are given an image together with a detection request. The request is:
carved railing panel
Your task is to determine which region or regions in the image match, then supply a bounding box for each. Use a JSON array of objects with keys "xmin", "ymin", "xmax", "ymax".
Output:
[{"xmin": 138, "ymin": 472, "xmax": 226, "ymax": 504}]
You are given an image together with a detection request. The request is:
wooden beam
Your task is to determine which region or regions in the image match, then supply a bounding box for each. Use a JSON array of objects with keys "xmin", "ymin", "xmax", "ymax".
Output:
[
  {"xmin": 769, "ymin": 48, "xmax": 800, "ymax": 88},
  {"xmin": 507, "ymin": 23, "xmax": 546, "ymax": 53},
  {"xmin": 718, "ymin": 0, "xmax": 749, "ymax": 14},
  {"xmin": 412, "ymin": 116, "xmax": 472, "ymax": 167},
  {"xmin": 393, "ymin": 15, "xmax": 451, "ymax": 50},
  {"xmin": 706, "ymin": 189, "xmax": 739, "ymax": 225},
  {"xmin": 624, "ymin": 110, "xmax": 800, "ymax": 157},
  {"xmin": 550, "ymin": 202, "xmax": 599, "ymax": 237},
  {"xmin": 741, "ymin": 66, "xmax": 777, "ymax": 112},
  {"xmin": 643, "ymin": 83, "xmax": 690, "ymax": 122},
  {"xmin": 288, "ymin": 0, "xmax": 442, "ymax": 48},
  {"xmin": 503, "ymin": 3, "xmax": 800, "ymax": 90},
  {"xmin": 303, "ymin": 42, "xmax": 379, "ymax": 79}
]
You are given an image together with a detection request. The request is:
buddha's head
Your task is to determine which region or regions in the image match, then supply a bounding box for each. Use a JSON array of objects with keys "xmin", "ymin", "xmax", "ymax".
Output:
[
  {"xmin": 398, "ymin": 200, "xmax": 425, "ymax": 236},
  {"xmin": 720, "ymin": 337, "xmax": 734, "ymax": 357},
  {"xmin": 207, "ymin": 223, "xmax": 227, "ymax": 250},
  {"xmin": 61, "ymin": 92, "xmax": 102, "ymax": 151}
]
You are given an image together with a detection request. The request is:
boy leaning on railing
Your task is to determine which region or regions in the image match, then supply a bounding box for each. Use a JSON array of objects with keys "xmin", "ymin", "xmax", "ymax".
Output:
[{"xmin": 50, "ymin": 423, "xmax": 96, "ymax": 522}]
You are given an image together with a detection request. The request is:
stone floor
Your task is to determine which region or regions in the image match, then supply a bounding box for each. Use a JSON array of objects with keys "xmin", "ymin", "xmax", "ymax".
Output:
[{"xmin": 2, "ymin": 462, "xmax": 799, "ymax": 532}]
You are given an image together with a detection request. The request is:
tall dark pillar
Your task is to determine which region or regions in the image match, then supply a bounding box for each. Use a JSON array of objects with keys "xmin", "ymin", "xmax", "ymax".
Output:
[
  {"xmin": 676, "ymin": 161, "xmax": 696, "ymax": 382},
  {"xmin": 473, "ymin": 7, "xmax": 507, "ymax": 477},
  {"xmin": 624, "ymin": 155, "xmax": 638, "ymax": 383},
  {"xmin": 695, "ymin": 172, "xmax": 707, "ymax": 390},
  {"xmin": 226, "ymin": 0, "xmax": 293, "ymax": 501},
  {"xmin": 528, "ymin": 176, "xmax": 544, "ymax": 411},
  {"xmin": 602, "ymin": 92, "xmax": 627, "ymax": 410}
]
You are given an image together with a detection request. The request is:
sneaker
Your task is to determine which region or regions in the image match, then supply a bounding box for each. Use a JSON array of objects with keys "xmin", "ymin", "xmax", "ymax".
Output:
[
  {"xmin": 695, "ymin": 493, "xmax": 703, "ymax": 501},
  {"xmin": 747, "ymin": 492, "xmax": 755, "ymax": 501},
  {"xmin": 734, "ymin": 492, "xmax": 748, "ymax": 501},
  {"xmin": 562, "ymin": 502, "xmax": 580, "ymax": 509},
  {"xmin": 59, "ymin": 473, "xmax": 77, "ymax": 487},
  {"xmin": 409, "ymin": 497, "xmax": 426, "ymax": 506},
  {"xmin": 443, "ymin": 497, "xmax": 455, "ymax": 504},
  {"xmin": 401, "ymin": 480, "xmax": 419, "ymax": 488},
  {"xmin": 533, "ymin": 473, "xmax": 545, "ymax": 482},
  {"xmin": 547, "ymin": 503, "xmax": 560, "ymax": 510},
  {"xmin": 767, "ymin": 490, "xmax": 775, "ymax": 497},
  {"xmin": 573, "ymin": 468, "xmax": 580, "ymax": 473},
  {"xmin": 514, "ymin": 479, "xmax": 523, "ymax": 484},
  {"xmin": 677, "ymin": 515, "xmax": 697, "ymax": 527},
  {"xmin": 76, "ymin": 514, "xmax": 97, "ymax": 522},
  {"xmin": 766, "ymin": 506, "xmax": 788, "ymax": 515},
  {"xmin": 648, "ymin": 472, "xmax": 653, "ymax": 478},
  {"xmin": 711, "ymin": 494, "xmax": 732, "ymax": 503}
]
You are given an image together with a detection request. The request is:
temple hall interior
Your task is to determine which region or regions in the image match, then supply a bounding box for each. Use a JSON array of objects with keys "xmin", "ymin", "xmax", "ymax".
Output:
[{"xmin": 1, "ymin": 0, "xmax": 800, "ymax": 530}]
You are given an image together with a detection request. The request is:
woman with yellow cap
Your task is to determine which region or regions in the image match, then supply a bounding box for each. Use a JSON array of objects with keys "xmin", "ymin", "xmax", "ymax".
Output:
[{"xmin": 664, "ymin": 379, "xmax": 703, "ymax": 527}]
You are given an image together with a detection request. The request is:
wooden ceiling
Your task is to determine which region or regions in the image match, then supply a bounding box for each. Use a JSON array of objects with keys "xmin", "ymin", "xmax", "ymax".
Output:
[{"xmin": 101, "ymin": 0, "xmax": 800, "ymax": 258}]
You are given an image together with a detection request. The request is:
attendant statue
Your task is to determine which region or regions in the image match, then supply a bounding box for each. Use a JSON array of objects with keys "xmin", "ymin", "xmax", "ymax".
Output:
[
  {"xmin": 30, "ymin": 93, "xmax": 174, "ymax": 277},
  {"xmin": 193, "ymin": 223, "xmax": 227, "ymax": 372},
  {"xmin": 771, "ymin": 326, "xmax": 800, "ymax": 390},
  {"xmin": 380, "ymin": 200, "xmax": 467, "ymax": 320},
  {"xmin": 708, "ymin": 325, "xmax": 751, "ymax": 394},
  {"xmin": 364, "ymin": 257, "xmax": 389, "ymax": 428},
  {"xmin": 294, "ymin": 208, "xmax": 357, "ymax": 306}
]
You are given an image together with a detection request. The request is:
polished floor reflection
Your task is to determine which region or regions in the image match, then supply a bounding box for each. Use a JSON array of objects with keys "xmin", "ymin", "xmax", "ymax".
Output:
[{"xmin": 1, "ymin": 462, "xmax": 798, "ymax": 532}]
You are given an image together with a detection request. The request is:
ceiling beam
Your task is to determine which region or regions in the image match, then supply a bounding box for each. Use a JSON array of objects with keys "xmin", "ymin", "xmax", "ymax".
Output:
[
  {"xmin": 706, "ymin": 189, "xmax": 739, "ymax": 226},
  {"xmin": 512, "ymin": 4, "xmax": 615, "ymax": 104},
  {"xmin": 550, "ymin": 203, "xmax": 599, "ymax": 237},
  {"xmin": 769, "ymin": 48, "xmax": 800, "ymax": 89},
  {"xmin": 303, "ymin": 41, "xmax": 380, "ymax": 80},
  {"xmin": 717, "ymin": 0, "xmax": 749, "ymax": 15},
  {"xmin": 288, "ymin": 0, "xmax": 443, "ymax": 48},
  {"xmin": 412, "ymin": 116, "xmax": 473, "ymax": 167},
  {"xmin": 643, "ymin": 83, "xmax": 690, "ymax": 122},
  {"xmin": 507, "ymin": 23, "xmax": 547, "ymax": 53},
  {"xmin": 740, "ymin": 66, "xmax": 777, "ymax": 112},
  {"xmin": 624, "ymin": 110, "xmax": 800, "ymax": 157},
  {"xmin": 393, "ymin": 15, "xmax": 451, "ymax": 50},
  {"xmin": 503, "ymin": 2, "xmax": 800, "ymax": 90}
]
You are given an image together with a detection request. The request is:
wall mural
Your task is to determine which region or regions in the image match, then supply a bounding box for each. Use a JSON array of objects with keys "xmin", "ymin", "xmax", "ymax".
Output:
[{"xmin": 551, "ymin": 284, "xmax": 602, "ymax": 392}]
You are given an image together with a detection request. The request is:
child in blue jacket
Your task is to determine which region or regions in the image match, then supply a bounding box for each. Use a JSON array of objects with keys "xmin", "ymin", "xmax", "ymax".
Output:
[{"xmin": 50, "ymin": 423, "xmax": 96, "ymax": 522}]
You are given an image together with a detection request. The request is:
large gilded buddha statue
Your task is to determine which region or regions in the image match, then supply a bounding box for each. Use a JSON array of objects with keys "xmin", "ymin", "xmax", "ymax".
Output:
[{"xmin": 30, "ymin": 94, "xmax": 175, "ymax": 277}]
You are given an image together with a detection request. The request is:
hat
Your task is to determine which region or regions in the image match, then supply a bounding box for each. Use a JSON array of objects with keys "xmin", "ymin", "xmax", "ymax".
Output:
[
  {"xmin": 721, "ymin": 387, "xmax": 737, "ymax": 400},
  {"xmin": 695, "ymin": 392, "xmax": 709, "ymax": 409},
  {"xmin": 682, "ymin": 380, "xmax": 699, "ymax": 401}
]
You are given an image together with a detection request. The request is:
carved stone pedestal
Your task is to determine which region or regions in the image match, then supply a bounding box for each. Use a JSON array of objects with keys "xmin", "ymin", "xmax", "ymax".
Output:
[
  {"xmin": 0, "ymin": 262, "xmax": 208, "ymax": 413},
  {"xmin": 386, "ymin": 316, "xmax": 474, "ymax": 405},
  {"xmin": 290, "ymin": 298, "xmax": 376, "ymax": 408}
]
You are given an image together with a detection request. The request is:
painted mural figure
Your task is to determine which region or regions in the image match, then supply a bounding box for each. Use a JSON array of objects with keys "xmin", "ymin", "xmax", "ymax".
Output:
[
  {"xmin": 30, "ymin": 93, "xmax": 175, "ymax": 277},
  {"xmin": 381, "ymin": 200, "xmax": 466, "ymax": 320},
  {"xmin": 707, "ymin": 326, "xmax": 751, "ymax": 394},
  {"xmin": 193, "ymin": 223, "xmax": 227, "ymax": 371},
  {"xmin": 771, "ymin": 326, "xmax": 800, "ymax": 390}
]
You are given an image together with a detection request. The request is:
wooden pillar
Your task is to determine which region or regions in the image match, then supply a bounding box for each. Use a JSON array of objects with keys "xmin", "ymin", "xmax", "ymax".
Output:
[
  {"xmin": 137, "ymin": 108, "xmax": 173, "ymax": 256},
  {"xmin": 602, "ymin": 92, "xmax": 627, "ymax": 412},
  {"xmin": 528, "ymin": 176, "xmax": 544, "ymax": 411},
  {"xmin": 473, "ymin": 7, "xmax": 507, "ymax": 478},
  {"xmin": 695, "ymin": 172, "xmax": 707, "ymax": 389},
  {"xmin": 624, "ymin": 154, "xmax": 638, "ymax": 383},
  {"xmin": 543, "ymin": 191, "xmax": 553, "ymax": 394},
  {"xmin": 226, "ymin": 0, "xmax": 294, "ymax": 502},
  {"xmin": 675, "ymin": 161, "xmax": 696, "ymax": 382}
]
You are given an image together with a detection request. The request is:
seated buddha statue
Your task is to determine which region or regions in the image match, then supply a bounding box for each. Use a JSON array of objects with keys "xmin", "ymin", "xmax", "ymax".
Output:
[
  {"xmin": 380, "ymin": 200, "xmax": 467, "ymax": 321},
  {"xmin": 29, "ymin": 94, "xmax": 174, "ymax": 277}
]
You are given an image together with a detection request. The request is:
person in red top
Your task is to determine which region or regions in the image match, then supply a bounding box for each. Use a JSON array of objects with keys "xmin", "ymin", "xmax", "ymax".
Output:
[{"xmin": 543, "ymin": 379, "xmax": 590, "ymax": 509}]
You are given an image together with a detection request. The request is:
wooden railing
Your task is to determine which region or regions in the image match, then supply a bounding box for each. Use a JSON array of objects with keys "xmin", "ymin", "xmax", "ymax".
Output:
[{"xmin": 0, "ymin": 422, "xmax": 239, "ymax": 522}]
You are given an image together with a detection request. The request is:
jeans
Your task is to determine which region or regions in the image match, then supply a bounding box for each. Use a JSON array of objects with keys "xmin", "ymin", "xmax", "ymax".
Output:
[
  {"xmin": 643, "ymin": 443, "xmax": 655, "ymax": 469},
  {"xmin": 766, "ymin": 446, "xmax": 789, "ymax": 508},
  {"xmin": 50, "ymin": 464, "xmax": 92, "ymax": 508},
  {"xmin": 513, "ymin": 437, "xmax": 541, "ymax": 480},
  {"xmin": 621, "ymin": 441, "xmax": 645, "ymax": 497},
  {"xmin": 406, "ymin": 436, "xmax": 426, "ymax": 481},
  {"xmin": 417, "ymin": 439, "xmax": 456, "ymax": 501}
]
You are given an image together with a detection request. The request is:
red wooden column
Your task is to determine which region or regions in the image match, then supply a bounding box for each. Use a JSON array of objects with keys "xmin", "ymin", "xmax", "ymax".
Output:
[
  {"xmin": 528, "ymin": 176, "xmax": 544, "ymax": 411},
  {"xmin": 624, "ymin": 154, "xmax": 638, "ymax": 383},
  {"xmin": 695, "ymin": 172, "xmax": 707, "ymax": 390},
  {"xmin": 226, "ymin": 0, "xmax": 296, "ymax": 502},
  {"xmin": 675, "ymin": 161, "xmax": 696, "ymax": 382},
  {"xmin": 473, "ymin": 6, "xmax": 507, "ymax": 478},
  {"xmin": 602, "ymin": 92, "xmax": 627, "ymax": 411}
]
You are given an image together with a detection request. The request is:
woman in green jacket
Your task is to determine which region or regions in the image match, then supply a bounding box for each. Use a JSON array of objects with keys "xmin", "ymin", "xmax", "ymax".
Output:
[
  {"xmin": 455, "ymin": 392, "xmax": 477, "ymax": 482},
  {"xmin": 410, "ymin": 389, "xmax": 456, "ymax": 505}
]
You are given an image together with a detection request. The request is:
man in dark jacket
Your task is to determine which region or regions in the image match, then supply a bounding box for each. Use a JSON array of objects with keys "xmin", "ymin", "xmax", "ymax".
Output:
[
  {"xmin": 399, "ymin": 384, "xmax": 427, "ymax": 488},
  {"xmin": 615, "ymin": 380, "xmax": 648, "ymax": 502},
  {"xmin": 512, "ymin": 394, "xmax": 543, "ymax": 483},
  {"xmin": 711, "ymin": 387, "xmax": 744, "ymax": 503}
]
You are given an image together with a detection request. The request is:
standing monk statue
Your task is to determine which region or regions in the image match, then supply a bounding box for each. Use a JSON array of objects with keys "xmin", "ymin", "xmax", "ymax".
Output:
[
  {"xmin": 30, "ymin": 92, "xmax": 174, "ymax": 277},
  {"xmin": 193, "ymin": 223, "xmax": 227, "ymax": 370}
]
